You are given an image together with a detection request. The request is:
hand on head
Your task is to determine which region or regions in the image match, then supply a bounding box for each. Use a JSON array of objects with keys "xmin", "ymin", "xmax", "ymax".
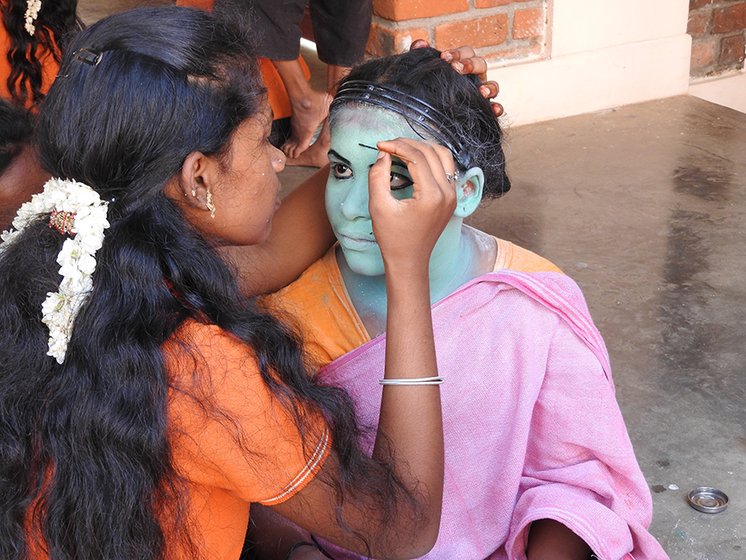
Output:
[{"xmin": 410, "ymin": 40, "xmax": 504, "ymax": 117}]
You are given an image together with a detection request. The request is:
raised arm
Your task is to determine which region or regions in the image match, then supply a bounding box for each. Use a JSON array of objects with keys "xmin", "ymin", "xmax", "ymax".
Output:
[
  {"xmin": 267, "ymin": 138, "xmax": 456, "ymax": 558},
  {"xmin": 220, "ymin": 165, "xmax": 335, "ymax": 296}
]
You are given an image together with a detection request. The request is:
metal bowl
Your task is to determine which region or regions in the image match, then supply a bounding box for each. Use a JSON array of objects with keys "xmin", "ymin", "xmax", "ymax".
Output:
[{"xmin": 687, "ymin": 487, "xmax": 729, "ymax": 514}]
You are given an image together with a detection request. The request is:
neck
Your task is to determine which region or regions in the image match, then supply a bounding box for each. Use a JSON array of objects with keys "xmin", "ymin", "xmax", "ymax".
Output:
[{"xmin": 339, "ymin": 219, "xmax": 478, "ymax": 336}]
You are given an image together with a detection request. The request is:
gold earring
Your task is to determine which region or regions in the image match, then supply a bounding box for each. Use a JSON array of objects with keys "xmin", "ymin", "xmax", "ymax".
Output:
[{"xmin": 206, "ymin": 189, "xmax": 216, "ymax": 219}]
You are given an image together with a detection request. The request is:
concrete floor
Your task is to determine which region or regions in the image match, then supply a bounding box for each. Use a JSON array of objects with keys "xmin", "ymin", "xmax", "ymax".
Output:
[
  {"xmin": 468, "ymin": 97, "xmax": 746, "ymax": 559},
  {"xmin": 76, "ymin": 3, "xmax": 746, "ymax": 558}
]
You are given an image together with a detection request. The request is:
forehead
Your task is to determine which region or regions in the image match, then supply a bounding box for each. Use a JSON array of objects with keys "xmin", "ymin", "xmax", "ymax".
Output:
[{"xmin": 329, "ymin": 106, "xmax": 423, "ymax": 143}]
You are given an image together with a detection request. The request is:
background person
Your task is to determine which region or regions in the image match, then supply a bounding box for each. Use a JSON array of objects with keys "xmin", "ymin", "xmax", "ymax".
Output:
[{"xmin": 239, "ymin": 0, "xmax": 372, "ymax": 167}]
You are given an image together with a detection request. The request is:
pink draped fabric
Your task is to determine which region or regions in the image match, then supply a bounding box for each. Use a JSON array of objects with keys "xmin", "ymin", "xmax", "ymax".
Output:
[{"xmin": 316, "ymin": 271, "xmax": 667, "ymax": 560}]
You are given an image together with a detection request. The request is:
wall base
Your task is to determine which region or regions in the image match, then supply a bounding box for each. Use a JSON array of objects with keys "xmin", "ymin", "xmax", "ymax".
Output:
[{"xmin": 489, "ymin": 34, "xmax": 692, "ymax": 127}]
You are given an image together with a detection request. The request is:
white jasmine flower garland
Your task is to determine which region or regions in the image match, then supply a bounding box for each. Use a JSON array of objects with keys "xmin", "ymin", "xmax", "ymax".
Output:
[
  {"xmin": 1, "ymin": 178, "xmax": 110, "ymax": 363},
  {"xmin": 24, "ymin": 0, "xmax": 42, "ymax": 36}
]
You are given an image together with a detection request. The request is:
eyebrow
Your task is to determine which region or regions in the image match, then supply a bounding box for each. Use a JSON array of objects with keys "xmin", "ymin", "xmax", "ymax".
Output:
[{"xmin": 327, "ymin": 150, "xmax": 351, "ymax": 166}]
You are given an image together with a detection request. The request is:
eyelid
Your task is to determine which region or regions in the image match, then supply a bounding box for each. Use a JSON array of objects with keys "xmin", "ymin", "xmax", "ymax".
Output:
[{"xmin": 390, "ymin": 171, "xmax": 413, "ymax": 191}]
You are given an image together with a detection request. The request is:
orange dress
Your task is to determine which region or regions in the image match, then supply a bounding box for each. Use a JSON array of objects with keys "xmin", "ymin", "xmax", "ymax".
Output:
[
  {"xmin": 264, "ymin": 236, "xmax": 562, "ymax": 368},
  {"xmin": 27, "ymin": 320, "xmax": 329, "ymax": 560}
]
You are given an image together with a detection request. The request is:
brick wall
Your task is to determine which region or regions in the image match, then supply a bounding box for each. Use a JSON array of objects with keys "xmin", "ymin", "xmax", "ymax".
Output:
[
  {"xmin": 689, "ymin": 0, "xmax": 746, "ymax": 76},
  {"xmin": 366, "ymin": 0, "xmax": 548, "ymax": 64}
]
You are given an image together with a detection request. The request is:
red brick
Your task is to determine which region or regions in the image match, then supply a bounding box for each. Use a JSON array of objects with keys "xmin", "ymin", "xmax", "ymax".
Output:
[
  {"xmin": 712, "ymin": 3, "xmax": 746, "ymax": 34},
  {"xmin": 718, "ymin": 33, "xmax": 746, "ymax": 66},
  {"xmin": 373, "ymin": 0, "xmax": 468, "ymax": 22},
  {"xmin": 434, "ymin": 14, "xmax": 509, "ymax": 50},
  {"xmin": 690, "ymin": 38, "xmax": 717, "ymax": 73},
  {"xmin": 513, "ymin": 8, "xmax": 544, "ymax": 40},
  {"xmin": 689, "ymin": 0, "xmax": 713, "ymax": 10},
  {"xmin": 687, "ymin": 11, "xmax": 711, "ymax": 36},
  {"xmin": 366, "ymin": 23, "xmax": 430, "ymax": 57},
  {"xmin": 475, "ymin": 0, "xmax": 514, "ymax": 7}
]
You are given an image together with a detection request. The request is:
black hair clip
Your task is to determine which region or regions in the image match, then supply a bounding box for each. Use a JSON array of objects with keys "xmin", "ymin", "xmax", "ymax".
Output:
[{"xmin": 75, "ymin": 48, "xmax": 103, "ymax": 66}]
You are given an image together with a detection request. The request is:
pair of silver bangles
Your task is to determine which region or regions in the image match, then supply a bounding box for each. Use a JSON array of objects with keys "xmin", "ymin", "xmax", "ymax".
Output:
[{"xmin": 379, "ymin": 376, "xmax": 444, "ymax": 386}]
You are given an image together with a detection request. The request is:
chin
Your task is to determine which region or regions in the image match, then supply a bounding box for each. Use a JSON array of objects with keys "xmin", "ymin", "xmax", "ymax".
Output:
[{"xmin": 343, "ymin": 249, "xmax": 386, "ymax": 277}]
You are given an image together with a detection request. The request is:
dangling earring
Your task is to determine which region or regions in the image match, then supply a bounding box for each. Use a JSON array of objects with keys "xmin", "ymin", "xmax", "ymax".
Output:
[{"xmin": 206, "ymin": 190, "xmax": 216, "ymax": 219}]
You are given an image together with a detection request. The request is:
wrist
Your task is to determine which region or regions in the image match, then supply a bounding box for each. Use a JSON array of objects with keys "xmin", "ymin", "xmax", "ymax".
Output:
[{"xmin": 383, "ymin": 258, "xmax": 431, "ymax": 291}]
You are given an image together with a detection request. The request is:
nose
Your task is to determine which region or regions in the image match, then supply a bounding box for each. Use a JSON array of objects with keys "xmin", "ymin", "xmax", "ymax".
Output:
[
  {"xmin": 340, "ymin": 178, "xmax": 370, "ymax": 221},
  {"xmin": 270, "ymin": 144, "xmax": 286, "ymax": 173}
]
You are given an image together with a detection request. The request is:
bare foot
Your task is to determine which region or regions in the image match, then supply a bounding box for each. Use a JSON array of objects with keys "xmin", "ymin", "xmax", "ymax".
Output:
[
  {"xmin": 286, "ymin": 119, "xmax": 331, "ymax": 168},
  {"xmin": 282, "ymin": 90, "xmax": 331, "ymax": 159}
]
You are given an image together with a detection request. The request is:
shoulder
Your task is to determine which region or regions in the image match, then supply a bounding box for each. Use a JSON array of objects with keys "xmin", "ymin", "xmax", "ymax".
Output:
[
  {"xmin": 163, "ymin": 319, "xmax": 262, "ymax": 395},
  {"xmin": 261, "ymin": 248, "xmax": 336, "ymax": 312},
  {"xmin": 494, "ymin": 237, "xmax": 563, "ymax": 274}
]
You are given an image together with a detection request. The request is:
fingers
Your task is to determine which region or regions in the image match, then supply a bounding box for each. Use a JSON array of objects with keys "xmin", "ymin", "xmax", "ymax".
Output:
[
  {"xmin": 479, "ymin": 81, "xmax": 499, "ymax": 99},
  {"xmin": 440, "ymin": 46, "xmax": 476, "ymax": 63},
  {"xmin": 478, "ymin": 80, "xmax": 504, "ymax": 116},
  {"xmin": 409, "ymin": 42, "xmax": 506, "ymax": 118},
  {"xmin": 368, "ymin": 150, "xmax": 394, "ymax": 213}
]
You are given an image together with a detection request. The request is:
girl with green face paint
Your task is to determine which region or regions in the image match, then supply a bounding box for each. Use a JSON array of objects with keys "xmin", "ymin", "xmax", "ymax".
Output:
[
  {"xmin": 323, "ymin": 51, "xmax": 512, "ymax": 336},
  {"xmin": 326, "ymin": 104, "xmax": 498, "ymax": 334},
  {"xmin": 258, "ymin": 48, "xmax": 667, "ymax": 560}
]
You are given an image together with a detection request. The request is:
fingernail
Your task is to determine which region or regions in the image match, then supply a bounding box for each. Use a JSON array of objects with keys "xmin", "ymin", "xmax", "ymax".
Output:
[
  {"xmin": 377, "ymin": 151, "xmax": 385, "ymax": 160},
  {"xmin": 480, "ymin": 85, "xmax": 490, "ymax": 96},
  {"xmin": 452, "ymin": 61, "xmax": 464, "ymax": 73},
  {"xmin": 442, "ymin": 51, "xmax": 453, "ymax": 62}
]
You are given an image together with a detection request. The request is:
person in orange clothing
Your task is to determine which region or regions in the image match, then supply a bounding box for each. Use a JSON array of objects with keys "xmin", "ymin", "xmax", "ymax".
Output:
[
  {"xmin": 1, "ymin": 0, "xmax": 79, "ymax": 107},
  {"xmin": 0, "ymin": 7, "xmax": 456, "ymax": 560}
]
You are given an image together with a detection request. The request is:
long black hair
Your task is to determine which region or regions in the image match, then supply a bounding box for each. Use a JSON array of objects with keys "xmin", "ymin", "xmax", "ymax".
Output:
[
  {"xmin": 2, "ymin": 0, "xmax": 80, "ymax": 106},
  {"xmin": 330, "ymin": 47, "xmax": 511, "ymax": 197},
  {"xmin": 0, "ymin": 7, "xmax": 404, "ymax": 559}
]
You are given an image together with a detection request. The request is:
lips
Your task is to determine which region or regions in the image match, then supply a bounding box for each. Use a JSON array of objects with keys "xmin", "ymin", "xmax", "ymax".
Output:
[{"xmin": 338, "ymin": 233, "xmax": 377, "ymax": 251}]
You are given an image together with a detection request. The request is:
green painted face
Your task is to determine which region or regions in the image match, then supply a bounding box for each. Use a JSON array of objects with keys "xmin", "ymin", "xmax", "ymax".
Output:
[{"xmin": 326, "ymin": 106, "xmax": 432, "ymax": 277}]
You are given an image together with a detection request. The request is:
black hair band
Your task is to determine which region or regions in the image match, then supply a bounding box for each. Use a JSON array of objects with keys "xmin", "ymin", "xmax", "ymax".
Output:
[{"xmin": 331, "ymin": 80, "xmax": 472, "ymax": 169}]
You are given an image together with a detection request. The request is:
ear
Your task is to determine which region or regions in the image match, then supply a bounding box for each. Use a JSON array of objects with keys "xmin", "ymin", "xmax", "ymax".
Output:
[
  {"xmin": 453, "ymin": 167, "xmax": 484, "ymax": 218},
  {"xmin": 163, "ymin": 151, "xmax": 216, "ymax": 212}
]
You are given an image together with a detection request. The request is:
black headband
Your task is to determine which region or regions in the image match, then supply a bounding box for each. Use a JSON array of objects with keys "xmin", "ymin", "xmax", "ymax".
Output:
[{"xmin": 331, "ymin": 80, "xmax": 471, "ymax": 169}]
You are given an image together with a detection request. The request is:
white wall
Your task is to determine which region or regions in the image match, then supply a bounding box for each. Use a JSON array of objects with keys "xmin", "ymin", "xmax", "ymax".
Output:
[{"xmin": 490, "ymin": 0, "xmax": 692, "ymax": 126}]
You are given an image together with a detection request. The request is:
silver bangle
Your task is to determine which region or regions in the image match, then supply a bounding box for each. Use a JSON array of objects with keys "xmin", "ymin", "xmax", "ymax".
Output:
[{"xmin": 379, "ymin": 376, "xmax": 444, "ymax": 386}]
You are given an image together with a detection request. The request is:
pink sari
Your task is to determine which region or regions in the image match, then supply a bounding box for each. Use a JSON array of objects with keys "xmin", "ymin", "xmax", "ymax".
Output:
[{"xmin": 316, "ymin": 271, "xmax": 667, "ymax": 559}]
